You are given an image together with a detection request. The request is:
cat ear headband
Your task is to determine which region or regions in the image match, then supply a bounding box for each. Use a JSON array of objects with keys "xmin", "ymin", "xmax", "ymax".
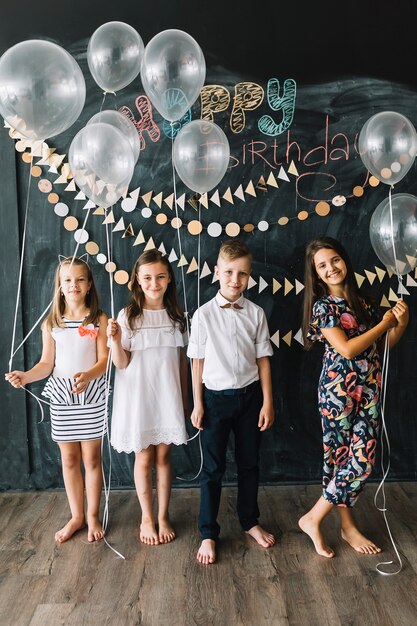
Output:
[{"xmin": 58, "ymin": 253, "xmax": 89, "ymax": 267}]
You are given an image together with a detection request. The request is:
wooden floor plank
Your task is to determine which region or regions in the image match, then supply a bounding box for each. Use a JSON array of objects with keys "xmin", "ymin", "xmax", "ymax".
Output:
[{"xmin": 0, "ymin": 484, "xmax": 416, "ymax": 626}]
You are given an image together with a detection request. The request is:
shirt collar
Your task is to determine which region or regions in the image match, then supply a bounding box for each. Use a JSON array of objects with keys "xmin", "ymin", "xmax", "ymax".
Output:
[{"xmin": 215, "ymin": 291, "xmax": 245, "ymax": 308}]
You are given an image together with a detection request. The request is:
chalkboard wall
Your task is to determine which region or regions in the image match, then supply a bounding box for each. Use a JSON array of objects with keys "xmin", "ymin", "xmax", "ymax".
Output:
[{"xmin": 1, "ymin": 1, "xmax": 417, "ymax": 490}]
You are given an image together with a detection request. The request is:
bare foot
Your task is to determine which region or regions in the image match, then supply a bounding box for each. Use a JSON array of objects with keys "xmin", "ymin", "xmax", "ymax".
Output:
[
  {"xmin": 158, "ymin": 517, "xmax": 176, "ymax": 544},
  {"xmin": 197, "ymin": 539, "xmax": 216, "ymax": 564},
  {"xmin": 245, "ymin": 524, "xmax": 275, "ymax": 548},
  {"xmin": 87, "ymin": 515, "xmax": 105, "ymax": 543},
  {"xmin": 55, "ymin": 517, "xmax": 85, "ymax": 543},
  {"xmin": 298, "ymin": 514, "xmax": 335, "ymax": 558},
  {"xmin": 341, "ymin": 526, "xmax": 381, "ymax": 554},
  {"xmin": 140, "ymin": 520, "xmax": 160, "ymax": 545}
]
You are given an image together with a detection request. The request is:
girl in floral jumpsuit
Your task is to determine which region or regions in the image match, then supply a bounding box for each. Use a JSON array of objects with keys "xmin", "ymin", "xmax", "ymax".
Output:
[{"xmin": 299, "ymin": 237, "xmax": 409, "ymax": 558}]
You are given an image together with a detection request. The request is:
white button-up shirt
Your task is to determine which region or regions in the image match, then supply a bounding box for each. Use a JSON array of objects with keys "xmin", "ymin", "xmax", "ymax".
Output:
[{"xmin": 187, "ymin": 292, "xmax": 273, "ymax": 390}]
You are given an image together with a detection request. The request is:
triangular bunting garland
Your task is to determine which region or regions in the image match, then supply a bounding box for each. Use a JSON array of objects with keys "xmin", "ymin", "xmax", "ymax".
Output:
[
  {"xmin": 177, "ymin": 254, "xmax": 188, "ymax": 267},
  {"xmin": 380, "ymin": 295, "xmax": 391, "ymax": 308},
  {"xmin": 355, "ymin": 273, "xmax": 365, "ymax": 288},
  {"xmin": 176, "ymin": 194, "xmax": 186, "ymax": 211},
  {"xmin": 256, "ymin": 175, "xmax": 268, "ymax": 192},
  {"xmin": 247, "ymin": 276, "xmax": 257, "ymax": 290},
  {"xmin": 144, "ymin": 237, "xmax": 156, "ymax": 251},
  {"xmin": 142, "ymin": 191, "xmax": 153, "ymax": 207},
  {"xmin": 295, "ymin": 279, "xmax": 304, "ymax": 294},
  {"xmin": 270, "ymin": 330, "xmax": 280, "ymax": 348},
  {"xmin": 277, "ymin": 166, "xmax": 290, "ymax": 182},
  {"xmin": 388, "ymin": 288, "xmax": 399, "ymax": 302},
  {"xmin": 152, "ymin": 192, "xmax": 163, "ymax": 208},
  {"xmin": 168, "ymin": 248, "xmax": 178, "ymax": 262},
  {"xmin": 294, "ymin": 328, "xmax": 304, "ymax": 346},
  {"xmin": 130, "ymin": 187, "xmax": 140, "ymax": 204},
  {"xmin": 113, "ymin": 217, "xmax": 126, "ymax": 233},
  {"xmin": 375, "ymin": 266, "xmax": 386, "ymax": 282},
  {"xmin": 406, "ymin": 274, "xmax": 417, "ymax": 287},
  {"xmin": 272, "ymin": 278, "xmax": 282, "ymax": 294},
  {"xmin": 233, "ymin": 184, "xmax": 245, "ymax": 201},
  {"xmin": 266, "ymin": 171, "xmax": 278, "ymax": 188},
  {"xmin": 74, "ymin": 190, "xmax": 87, "ymax": 200},
  {"xmin": 258, "ymin": 276, "xmax": 268, "ymax": 293},
  {"xmin": 284, "ymin": 278, "xmax": 294, "ymax": 295},
  {"xmin": 164, "ymin": 193, "xmax": 174, "ymax": 210},
  {"xmin": 199, "ymin": 193, "xmax": 209, "ymax": 209},
  {"xmin": 223, "ymin": 187, "xmax": 234, "ymax": 205},
  {"xmin": 93, "ymin": 207, "xmax": 105, "ymax": 215},
  {"xmin": 187, "ymin": 193, "xmax": 199, "ymax": 210},
  {"xmin": 245, "ymin": 180, "xmax": 257, "ymax": 197},
  {"xmin": 210, "ymin": 190, "xmax": 221, "ymax": 207},
  {"xmin": 187, "ymin": 257, "xmax": 199, "ymax": 273},
  {"xmin": 282, "ymin": 330, "xmax": 292, "ymax": 346},
  {"xmin": 364, "ymin": 270, "xmax": 376, "ymax": 285},
  {"xmin": 65, "ymin": 179, "xmax": 77, "ymax": 192},
  {"xmin": 287, "ymin": 160, "xmax": 299, "ymax": 176},
  {"xmin": 158, "ymin": 242, "xmax": 167, "ymax": 255},
  {"xmin": 122, "ymin": 223, "xmax": 135, "ymax": 238},
  {"xmin": 398, "ymin": 283, "xmax": 410, "ymax": 296},
  {"xmin": 133, "ymin": 230, "xmax": 145, "ymax": 246},
  {"xmin": 200, "ymin": 262, "xmax": 211, "ymax": 279},
  {"xmin": 102, "ymin": 210, "xmax": 115, "ymax": 224}
]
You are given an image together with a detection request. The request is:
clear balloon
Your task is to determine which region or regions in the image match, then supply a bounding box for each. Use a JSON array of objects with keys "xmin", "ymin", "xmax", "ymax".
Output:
[
  {"xmin": 69, "ymin": 123, "xmax": 135, "ymax": 208},
  {"xmin": 359, "ymin": 111, "xmax": 417, "ymax": 185},
  {"xmin": 141, "ymin": 29, "xmax": 206, "ymax": 122},
  {"xmin": 173, "ymin": 120, "xmax": 230, "ymax": 194},
  {"xmin": 87, "ymin": 21, "xmax": 144, "ymax": 93},
  {"xmin": 0, "ymin": 40, "xmax": 86, "ymax": 141},
  {"xmin": 370, "ymin": 193, "xmax": 417, "ymax": 275},
  {"xmin": 87, "ymin": 110, "xmax": 140, "ymax": 163}
]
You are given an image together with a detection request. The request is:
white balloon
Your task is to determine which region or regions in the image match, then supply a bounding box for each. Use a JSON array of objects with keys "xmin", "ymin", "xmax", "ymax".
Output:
[{"xmin": 87, "ymin": 110, "xmax": 140, "ymax": 163}]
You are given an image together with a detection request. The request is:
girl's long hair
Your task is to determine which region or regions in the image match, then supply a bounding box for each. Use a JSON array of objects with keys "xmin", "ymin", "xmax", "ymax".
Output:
[
  {"xmin": 126, "ymin": 249, "xmax": 186, "ymax": 333},
  {"xmin": 302, "ymin": 237, "xmax": 372, "ymax": 350},
  {"xmin": 46, "ymin": 257, "xmax": 101, "ymax": 329}
]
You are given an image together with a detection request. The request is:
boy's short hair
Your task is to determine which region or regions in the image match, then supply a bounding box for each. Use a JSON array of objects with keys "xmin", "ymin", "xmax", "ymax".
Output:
[{"xmin": 218, "ymin": 240, "xmax": 252, "ymax": 263}]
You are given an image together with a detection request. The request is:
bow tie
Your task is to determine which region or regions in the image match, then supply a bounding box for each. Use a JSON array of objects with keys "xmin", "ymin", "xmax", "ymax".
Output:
[{"xmin": 220, "ymin": 302, "xmax": 243, "ymax": 309}]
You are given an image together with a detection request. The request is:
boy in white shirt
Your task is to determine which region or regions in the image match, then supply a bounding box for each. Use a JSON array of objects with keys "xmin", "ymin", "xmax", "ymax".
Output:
[{"xmin": 188, "ymin": 240, "xmax": 275, "ymax": 564}]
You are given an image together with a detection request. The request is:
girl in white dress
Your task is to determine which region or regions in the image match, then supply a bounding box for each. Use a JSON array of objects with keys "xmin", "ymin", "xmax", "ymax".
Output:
[
  {"xmin": 6, "ymin": 257, "xmax": 109, "ymax": 544},
  {"xmin": 107, "ymin": 249, "xmax": 188, "ymax": 546}
]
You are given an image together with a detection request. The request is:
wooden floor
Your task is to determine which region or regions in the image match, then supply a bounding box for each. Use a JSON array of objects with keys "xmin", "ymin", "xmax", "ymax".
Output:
[{"xmin": 0, "ymin": 483, "xmax": 417, "ymax": 626}]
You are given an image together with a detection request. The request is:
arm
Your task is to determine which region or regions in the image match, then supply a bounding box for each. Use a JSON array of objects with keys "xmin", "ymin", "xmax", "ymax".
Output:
[
  {"xmin": 320, "ymin": 311, "xmax": 397, "ymax": 359},
  {"xmin": 257, "ymin": 356, "xmax": 274, "ymax": 431},
  {"xmin": 388, "ymin": 299, "xmax": 409, "ymax": 349},
  {"xmin": 72, "ymin": 312, "xmax": 110, "ymax": 394},
  {"xmin": 5, "ymin": 322, "xmax": 55, "ymax": 388},
  {"xmin": 179, "ymin": 347, "xmax": 189, "ymax": 417},
  {"xmin": 190, "ymin": 358, "xmax": 204, "ymax": 430},
  {"xmin": 106, "ymin": 317, "xmax": 131, "ymax": 369}
]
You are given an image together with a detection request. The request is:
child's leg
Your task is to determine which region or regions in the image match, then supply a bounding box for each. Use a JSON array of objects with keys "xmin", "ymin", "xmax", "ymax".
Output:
[
  {"xmin": 338, "ymin": 507, "xmax": 381, "ymax": 554},
  {"xmin": 233, "ymin": 384, "xmax": 275, "ymax": 548},
  {"xmin": 154, "ymin": 443, "xmax": 175, "ymax": 543},
  {"xmin": 134, "ymin": 446, "xmax": 159, "ymax": 545},
  {"xmin": 56, "ymin": 441, "xmax": 86, "ymax": 542},
  {"xmin": 81, "ymin": 439, "xmax": 104, "ymax": 542},
  {"xmin": 298, "ymin": 496, "xmax": 335, "ymax": 558}
]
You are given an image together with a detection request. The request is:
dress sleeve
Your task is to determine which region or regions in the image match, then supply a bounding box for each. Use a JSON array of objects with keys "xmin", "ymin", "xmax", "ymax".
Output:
[
  {"xmin": 117, "ymin": 310, "xmax": 134, "ymax": 352},
  {"xmin": 187, "ymin": 309, "xmax": 207, "ymax": 358},
  {"xmin": 307, "ymin": 299, "xmax": 340, "ymax": 342}
]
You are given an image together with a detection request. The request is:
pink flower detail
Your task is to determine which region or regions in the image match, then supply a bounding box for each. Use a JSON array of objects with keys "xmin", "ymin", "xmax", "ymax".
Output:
[{"xmin": 340, "ymin": 312, "xmax": 358, "ymax": 330}]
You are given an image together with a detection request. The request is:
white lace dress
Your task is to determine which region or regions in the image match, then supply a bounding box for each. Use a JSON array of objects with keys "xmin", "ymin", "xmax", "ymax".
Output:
[{"xmin": 110, "ymin": 308, "xmax": 188, "ymax": 453}]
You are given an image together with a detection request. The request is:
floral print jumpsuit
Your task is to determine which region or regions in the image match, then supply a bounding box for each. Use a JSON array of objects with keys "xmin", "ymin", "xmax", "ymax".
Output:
[{"xmin": 307, "ymin": 295, "xmax": 382, "ymax": 507}]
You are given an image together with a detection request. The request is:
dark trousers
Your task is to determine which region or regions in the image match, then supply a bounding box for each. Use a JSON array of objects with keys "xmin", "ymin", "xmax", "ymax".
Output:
[{"xmin": 199, "ymin": 381, "xmax": 262, "ymax": 540}]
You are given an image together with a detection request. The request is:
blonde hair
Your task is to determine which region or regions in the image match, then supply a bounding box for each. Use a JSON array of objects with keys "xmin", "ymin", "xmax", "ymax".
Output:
[
  {"xmin": 217, "ymin": 239, "xmax": 252, "ymax": 264},
  {"xmin": 45, "ymin": 257, "xmax": 101, "ymax": 329}
]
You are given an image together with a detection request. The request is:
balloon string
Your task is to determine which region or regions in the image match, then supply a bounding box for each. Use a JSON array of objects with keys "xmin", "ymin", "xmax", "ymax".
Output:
[
  {"xmin": 170, "ymin": 123, "xmax": 203, "ymax": 482},
  {"xmin": 9, "ymin": 151, "xmax": 33, "ymax": 372},
  {"xmin": 388, "ymin": 186, "xmax": 403, "ymax": 293},
  {"xmin": 373, "ymin": 332, "xmax": 403, "ymax": 575},
  {"xmin": 9, "ymin": 207, "xmax": 92, "ymax": 368}
]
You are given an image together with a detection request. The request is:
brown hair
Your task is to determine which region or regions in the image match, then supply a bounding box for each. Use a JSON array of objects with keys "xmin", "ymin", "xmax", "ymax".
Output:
[
  {"xmin": 45, "ymin": 257, "xmax": 101, "ymax": 329},
  {"xmin": 125, "ymin": 249, "xmax": 186, "ymax": 333},
  {"xmin": 217, "ymin": 239, "xmax": 253, "ymax": 263},
  {"xmin": 302, "ymin": 237, "xmax": 372, "ymax": 350}
]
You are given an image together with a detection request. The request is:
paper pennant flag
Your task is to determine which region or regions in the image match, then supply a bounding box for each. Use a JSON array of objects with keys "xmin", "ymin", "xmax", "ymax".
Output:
[
  {"xmin": 48, "ymin": 164, "xmax": 58, "ymax": 174},
  {"xmin": 234, "ymin": 184, "xmax": 245, "ymax": 201},
  {"xmin": 168, "ymin": 248, "xmax": 178, "ymax": 262},
  {"xmin": 287, "ymin": 160, "xmax": 299, "ymax": 176},
  {"xmin": 133, "ymin": 230, "xmax": 145, "ymax": 246},
  {"xmin": 272, "ymin": 278, "xmax": 282, "ymax": 294},
  {"xmin": 199, "ymin": 193, "xmax": 209, "ymax": 209},
  {"xmin": 245, "ymin": 180, "xmax": 257, "ymax": 197},
  {"xmin": 406, "ymin": 274, "xmax": 417, "ymax": 287},
  {"xmin": 212, "ymin": 273, "xmax": 219, "ymax": 283},
  {"xmin": 266, "ymin": 171, "xmax": 278, "ymax": 188},
  {"xmin": 375, "ymin": 266, "xmax": 386, "ymax": 282},
  {"xmin": 364, "ymin": 270, "xmax": 376, "ymax": 285},
  {"xmin": 210, "ymin": 190, "xmax": 221, "ymax": 206},
  {"xmin": 93, "ymin": 207, "xmax": 105, "ymax": 215},
  {"xmin": 130, "ymin": 187, "xmax": 140, "ymax": 203},
  {"xmin": 200, "ymin": 261, "xmax": 211, "ymax": 279},
  {"xmin": 223, "ymin": 187, "xmax": 234, "ymax": 205},
  {"xmin": 152, "ymin": 192, "xmax": 163, "ymax": 208},
  {"xmin": 52, "ymin": 154, "xmax": 66, "ymax": 168},
  {"xmin": 54, "ymin": 173, "xmax": 69, "ymax": 184},
  {"xmin": 176, "ymin": 193, "xmax": 186, "ymax": 211},
  {"xmin": 380, "ymin": 295, "xmax": 390, "ymax": 308},
  {"xmin": 65, "ymin": 179, "xmax": 77, "ymax": 192},
  {"xmin": 258, "ymin": 276, "xmax": 268, "ymax": 293},
  {"xmin": 164, "ymin": 193, "xmax": 174, "ymax": 210},
  {"xmin": 177, "ymin": 254, "xmax": 188, "ymax": 267},
  {"xmin": 387, "ymin": 267, "xmax": 393, "ymax": 278},
  {"xmin": 158, "ymin": 242, "xmax": 167, "ymax": 255},
  {"xmin": 113, "ymin": 217, "xmax": 125, "ymax": 233},
  {"xmin": 74, "ymin": 191, "xmax": 87, "ymax": 200},
  {"xmin": 102, "ymin": 210, "xmax": 115, "ymax": 225},
  {"xmin": 355, "ymin": 273, "xmax": 365, "ymax": 288},
  {"xmin": 270, "ymin": 330, "xmax": 280, "ymax": 348},
  {"xmin": 295, "ymin": 279, "xmax": 304, "ymax": 295},
  {"xmin": 187, "ymin": 193, "xmax": 199, "ymax": 210},
  {"xmin": 388, "ymin": 288, "xmax": 399, "ymax": 302},
  {"xmin": 256, "ymin": 175, "xmax": 268, "ymax": 192},
  {"xmin": 187, "ymin": 257, "xmax": 199, "ymax": 273},
  {"xmin": 82, "ymin": 200, "xmax": 96, "ymax": 210},
  {"xmin": 406, "ymin": 255, "xmax": 417, "ymax": 269},
  {"xmin": 282, "ymin": 330, "xmax": 292, "ymax": 346},
  {"xmin": 284, "ymin": 278, "xmax": 294, "ymax": 295},
  {"xmin": 398, "ymin": 282, "xmax": 410, "ymax": 296},
  {"xmin": 294, "ymin": 328, "xmax": 304, "ymax": 346},
  {"xmin": 247, "ymin": 276, "xmax": 257, "ymax": 290},
  {"xmin": 144, "ymin": 236, "xmax": 155, "ymax": 251},
  {"xmin": 142, "ymin": 191, "xmax": 153, "ymax": 207},
  {"xmin": 122, "ymin": 223, "xmax": 135, "ymax": 238},
  {"xmin": 277, "ymin": 166, "xmax": 290, "ymax": 182}
]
